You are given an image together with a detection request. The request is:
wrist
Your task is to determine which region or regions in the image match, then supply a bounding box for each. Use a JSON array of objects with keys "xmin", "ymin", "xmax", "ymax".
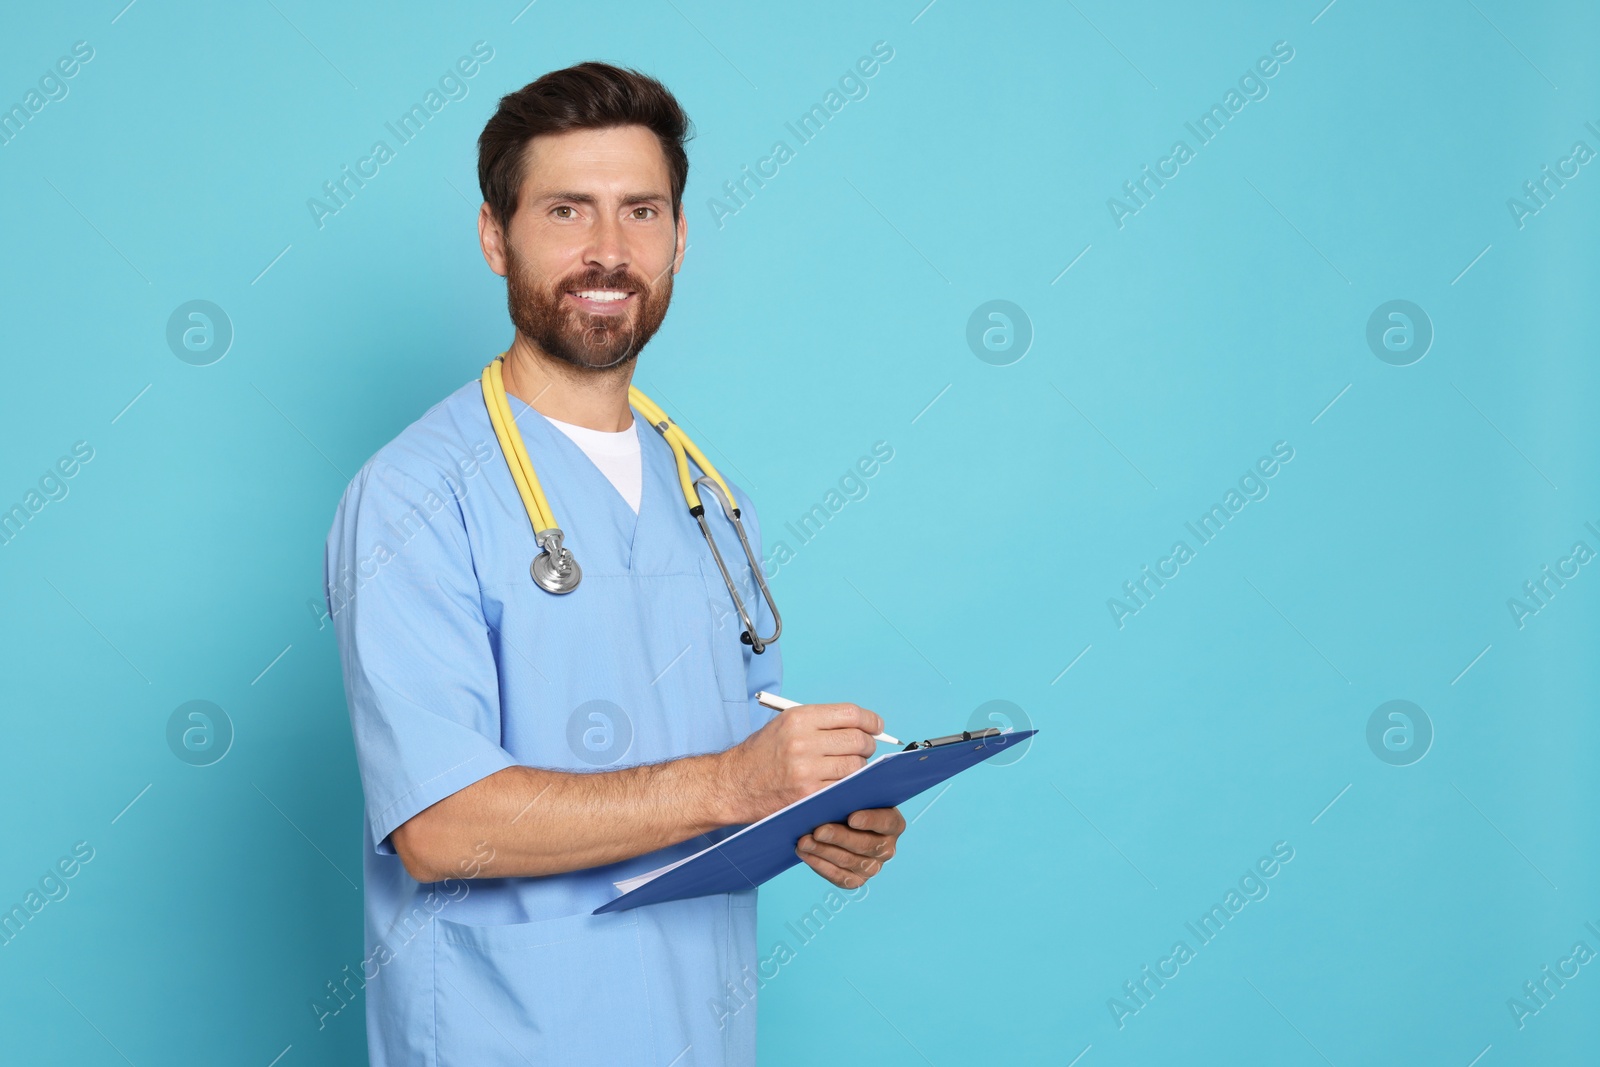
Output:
[{"xmin": 700, "ymin": 748, "xmax": 750, "ymax": 827}]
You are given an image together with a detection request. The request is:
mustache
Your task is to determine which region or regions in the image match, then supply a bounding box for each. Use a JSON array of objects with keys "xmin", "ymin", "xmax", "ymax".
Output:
[{"xmin": 560, "ymin": 270, "xmax": 649, "ymax": 295}]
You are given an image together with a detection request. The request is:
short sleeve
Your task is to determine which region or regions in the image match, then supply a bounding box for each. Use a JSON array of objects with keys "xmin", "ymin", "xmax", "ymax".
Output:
[{"xmin": 325, "ymin": 460, "xmax": 517, "ymax": 854}]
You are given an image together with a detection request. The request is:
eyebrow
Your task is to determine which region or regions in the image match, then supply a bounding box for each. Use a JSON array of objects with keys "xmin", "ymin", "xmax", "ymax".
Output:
[{"xmin": 535, "ymin": 191, "xmax": 669, "ymax": 207}]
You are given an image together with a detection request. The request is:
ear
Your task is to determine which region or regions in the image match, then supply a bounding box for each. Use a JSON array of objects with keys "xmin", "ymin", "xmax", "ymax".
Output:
[{"xmin": 479, "ymin": 202, "xmax": 509, "ymax": 277}]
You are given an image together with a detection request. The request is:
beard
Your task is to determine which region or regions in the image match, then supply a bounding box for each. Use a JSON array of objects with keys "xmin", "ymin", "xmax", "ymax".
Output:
[{"xmin": 505, "ymin": 245, "xmax": 673, "ymax": 373}]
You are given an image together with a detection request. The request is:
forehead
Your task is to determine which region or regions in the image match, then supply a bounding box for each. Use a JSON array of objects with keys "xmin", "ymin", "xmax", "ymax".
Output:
[{"xmin": 518, "ymin": 125, "xmax": 670, "ymax": 195}]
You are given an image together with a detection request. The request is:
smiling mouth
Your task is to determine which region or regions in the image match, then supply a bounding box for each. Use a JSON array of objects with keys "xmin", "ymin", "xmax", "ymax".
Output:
[{"xmin": 567, "ymin": 289, "xmax": 635, "ymax": 313}]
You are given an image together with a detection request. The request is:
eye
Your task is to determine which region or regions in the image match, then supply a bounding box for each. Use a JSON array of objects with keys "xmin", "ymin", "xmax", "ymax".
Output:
[
  {"xmin": 552, "ymin": 205, "xmax": 574, "ymax": 219},
  {"xmin": 632, "ymin": 206, "xmax": 657, "ymax": 220}
]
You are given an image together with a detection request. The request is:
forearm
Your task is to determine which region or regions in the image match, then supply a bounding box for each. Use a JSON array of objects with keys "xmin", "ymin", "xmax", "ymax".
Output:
[{"xmin": 392, "ymin": 751, "xmax": 740, "ymax": 881}]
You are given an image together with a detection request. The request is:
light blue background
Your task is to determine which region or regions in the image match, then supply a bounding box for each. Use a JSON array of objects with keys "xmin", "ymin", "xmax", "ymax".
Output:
[{"xmin": 2, "ymin": 1, "xmax": 1597, "ymax": 1064}]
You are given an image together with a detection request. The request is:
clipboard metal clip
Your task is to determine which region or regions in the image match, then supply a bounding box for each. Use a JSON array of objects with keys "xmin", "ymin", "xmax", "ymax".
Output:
[{"xmin": 903, "ymin": 727, "xmax": 1004, "ymax": 751}]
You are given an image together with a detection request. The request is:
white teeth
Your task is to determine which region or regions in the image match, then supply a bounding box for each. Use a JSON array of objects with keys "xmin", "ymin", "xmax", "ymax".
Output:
[{"xmin": 573, "ymin": 290, "xmax": 629, "ymax": 302}]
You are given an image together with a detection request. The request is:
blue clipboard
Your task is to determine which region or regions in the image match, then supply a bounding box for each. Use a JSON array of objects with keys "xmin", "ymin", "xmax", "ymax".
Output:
[{"xmin": 593, "ymin": 727, "xmax": 1038, "ymax": 913}]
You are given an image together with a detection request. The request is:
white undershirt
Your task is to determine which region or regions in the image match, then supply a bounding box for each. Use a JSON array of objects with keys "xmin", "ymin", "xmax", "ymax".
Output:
[{"xmin": 543, "ymin": 413, "xmax": 642, "ymax": 513}]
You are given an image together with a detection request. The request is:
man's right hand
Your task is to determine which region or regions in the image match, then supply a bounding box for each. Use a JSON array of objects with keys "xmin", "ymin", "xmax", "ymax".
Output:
[{"xmin": 718, "ymin": 702, "xmax": 884, "ymax": 824}]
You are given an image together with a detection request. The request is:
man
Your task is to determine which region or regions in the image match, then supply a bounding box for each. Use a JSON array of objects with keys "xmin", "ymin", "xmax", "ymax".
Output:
[{"xmin": 324, "ymin": 61, "xmax": 907, "ymax": 1065}]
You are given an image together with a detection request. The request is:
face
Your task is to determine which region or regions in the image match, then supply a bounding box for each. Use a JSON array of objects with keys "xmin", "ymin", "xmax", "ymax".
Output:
[{"xmin": 484, "ymin": 125, "xmax": 686, "ymax": 373}]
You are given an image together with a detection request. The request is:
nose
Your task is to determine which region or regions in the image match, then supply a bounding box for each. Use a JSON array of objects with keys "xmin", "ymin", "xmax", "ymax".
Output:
[{"xmin": 585, "ymin": 209, "xmax": 629, "ymax": 277}]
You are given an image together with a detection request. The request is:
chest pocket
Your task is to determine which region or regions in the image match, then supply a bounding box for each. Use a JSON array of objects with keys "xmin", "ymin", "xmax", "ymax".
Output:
[{"xmin": 698, "ymin": 556, "xmax": 753, "ymax": 705}]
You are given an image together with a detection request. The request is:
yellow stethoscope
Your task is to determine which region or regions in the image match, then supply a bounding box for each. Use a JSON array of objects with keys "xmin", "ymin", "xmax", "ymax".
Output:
[{"xmin": 481, "ymin": 353, "xmax": 782, "ymax": 654}]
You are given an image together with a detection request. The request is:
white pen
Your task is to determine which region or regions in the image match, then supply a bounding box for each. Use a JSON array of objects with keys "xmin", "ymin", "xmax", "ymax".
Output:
[{"xmin": 754, "ymin": 691, "xmax": 900, "ymax": 746}]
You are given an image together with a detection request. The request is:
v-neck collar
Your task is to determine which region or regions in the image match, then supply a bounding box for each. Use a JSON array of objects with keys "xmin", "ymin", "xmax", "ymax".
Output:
[
  {"xmin": 542, "ymin": 411, "xmax": 642, "ymax": 517},
  {"xmin": 501, "ymin": 392, "xmax": 679, "ymax": 575}
]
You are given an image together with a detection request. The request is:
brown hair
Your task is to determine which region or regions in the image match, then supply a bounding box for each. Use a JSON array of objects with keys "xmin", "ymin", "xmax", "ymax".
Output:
[{"xmin": 477, "ymin": 61, "xmax": 693, "ymax": 229}]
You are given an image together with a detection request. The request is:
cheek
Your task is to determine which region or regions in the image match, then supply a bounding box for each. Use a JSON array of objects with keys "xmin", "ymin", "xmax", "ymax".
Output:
[
  {"xmin": 648, "ymin": 265, "xmax": 675, "ymax": 302},
  {"xmin": 635, "ymin": 237, "xmax": 678, "ymax": 285},
  {"xmin": 516, "ymin": 222, "xmax": 582, "ymax": 271},
  {"xmin": 537, "ymin": 249, "xmax": 585, "ymax": 286}
]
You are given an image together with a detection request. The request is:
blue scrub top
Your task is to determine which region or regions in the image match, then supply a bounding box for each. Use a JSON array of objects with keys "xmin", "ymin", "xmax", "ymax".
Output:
[{"xmin": 324, "ymin": 377, "xmax": 782, "ymax": 1065}]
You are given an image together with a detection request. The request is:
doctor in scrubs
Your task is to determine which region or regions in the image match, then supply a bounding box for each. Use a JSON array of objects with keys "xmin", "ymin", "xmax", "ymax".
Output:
[{"xmin": 323, "ymin": 61, "xmax": 907, "ymax": 1065}]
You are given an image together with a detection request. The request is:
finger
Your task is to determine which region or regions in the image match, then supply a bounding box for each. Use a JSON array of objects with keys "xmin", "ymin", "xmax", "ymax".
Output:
[
  {"xmin": 811, "ymin": 822, "xmax": 896, "ymax": 859},
  {"xmin": 817, "ymin": 754, "xmax": 869, "ymax": 781},
  {"xmin": 845, "ymin": 807, "xmax": 907, "ymax": 835},
  {"xmin": 817, "ymin": 727, "xmax": 877, "ymax": 759},
  {"xmin": 804, "ymin": 702, "xmax": 885, "ymax": 737},
  {"xmin": 797, "ymin": 835, "xmax": 887, "ymax": 876},
  {"xmin": 796, "ymin": 849, "xmax": 869, "ymax": 890}
]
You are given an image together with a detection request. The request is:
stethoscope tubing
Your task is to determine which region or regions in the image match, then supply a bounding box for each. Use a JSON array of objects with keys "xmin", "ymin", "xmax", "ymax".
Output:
[{"xmin": 481, "ymin": 353, "xmax": 781, "ymax": 651}]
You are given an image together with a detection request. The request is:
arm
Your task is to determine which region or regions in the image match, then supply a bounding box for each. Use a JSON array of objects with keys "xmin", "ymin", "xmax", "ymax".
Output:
[
  {"xmin": 393, "ymin": 701, "xmax": 886, "ymax": 882},
  {"xmin": 329, "ymin": 462, "xmax": 890, "ymax": 884},
  {"xmin": 392, "ymin": 755, "xmax": 725, "ymax": 882}
]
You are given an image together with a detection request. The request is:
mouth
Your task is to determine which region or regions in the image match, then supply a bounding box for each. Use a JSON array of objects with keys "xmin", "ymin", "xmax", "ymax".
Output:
[{"xmin": 566, "ymin": 288, "xmax": 636, "ymax": 315}]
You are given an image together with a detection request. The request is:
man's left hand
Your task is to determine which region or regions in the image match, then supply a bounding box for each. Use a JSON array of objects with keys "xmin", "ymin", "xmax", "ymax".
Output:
[{"xmin": 795, "ymin": 807, "xmax": 905, "ymax": 889}]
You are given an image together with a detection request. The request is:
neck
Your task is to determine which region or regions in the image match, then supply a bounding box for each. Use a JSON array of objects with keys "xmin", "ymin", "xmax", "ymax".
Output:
[{"xmin": 500, "ymin": 334, "xmax": 636, "ymax": 432}]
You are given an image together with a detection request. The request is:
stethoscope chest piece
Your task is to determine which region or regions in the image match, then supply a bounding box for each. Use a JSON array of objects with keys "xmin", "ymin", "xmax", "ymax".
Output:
[
  {"xmin": 530, "ymin": 528, "xmax": 581, "ymax": 594},
  {"xmin": 481, "ymin": 353, "xmax": 778, "ymax": 647}
]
